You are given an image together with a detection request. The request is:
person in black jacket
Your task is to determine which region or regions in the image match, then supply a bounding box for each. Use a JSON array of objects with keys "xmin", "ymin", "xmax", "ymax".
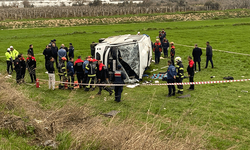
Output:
[
  {"xmin": 187, "ymin": 56, "xmax": 195, "ymax": 90},
  {"xmin": 96, "ymin": 60, "xmax": 113, "ymax": 95},
  {"xmin": 192, "ymin": 44, "xmax": 202, "ymax": 71},
  {"xmin": 162, "ymin": 37, "xmax": 169, "ymax": 58},
  {"xmin": 90, "ymin": 42, "xmax": 96, "ymax": 57},
  {"xmin": 68, "ymin": 43, "xmax": 74, "ymax": 59},
  {"xmin": 46, "ymin": 57, "xmax": 55, "ymax": 90},
  {"xmin": 170, "ymin": 42, "xmax": 175, "ymax": 66},
  {"xmin": 85, "ymin": 58, "xmax": 97, "ymax": 91},
  {"xmin": 153, "ymin": 39, "xmax": 162, "ymax": 64},
  {"xmin": 43, "ymin": 45, "xmax": 52, "ymax": 68},
  {"xmin": 113, "ymin": 65, "xmax": 126, "ymax": 102},
  {"xmin": 27, "ymin": 44, "xmax": 34, "ymax": 56},
  {"xmin": 74, "ymin": 56, "xmax": 84, "ymax": 89},
  {"xmin": 26, "ymin": 53, "xmax": 36, "ymax": 83},
  {"xmin": 175, "ymin": 57, "xmax": 184, "ymax": 94},
  {"xmin": 20, "ymin": 54, "xmax": 26, "ymax": 83},
  {"xmin": 14, "ymin": 55, "xmax": 22, "ymax": 83},
  {"xmin": 51, "ymin": 43, "xmax": 58, "ymax": 68},
  {"xmin": 205, "ymin": 41, "xmax": 214, "ymax": 68}
]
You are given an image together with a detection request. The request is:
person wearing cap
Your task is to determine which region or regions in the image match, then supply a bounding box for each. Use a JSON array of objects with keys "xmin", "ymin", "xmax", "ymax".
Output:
[
  {"xmin": 162, "ymin": 37, "xmax": 169, "ymax": 58},
  {"xmin": 20, "ymin": 54, "xmax": 26, "ymax": 83},
  {"xmin": 113, "ymin": 65, "xmax": 126, "ymax": 102},
  {"xmin": 153, "ymin": 39, "xmax": 162, "ymax": 64},
  {"xmin": 10, "ymin": 46, "xmax": 19, "ymax": 60},
  {"xmin": 82, "ymin": 57, "xmax": 90, "ymax": 86},
  {"xmin": 58, "ymin": 46, "xmax": 66, "ymax": 61},
  {"xmin": 43, "ymin": 45, "xmax": 52, "ymax": 68},
  {"xmin": 46, "ymin": 57, "xmax": 55, "ymax": 90},
  {"xmin": 51, "ymin": 43, "xmax": 59, "ymax": 68},
  {"xmin": 175, "ymin": 57, "xmax": 184, "ymax": 94},
  {"xmin": 67, "ymin": 57, "xmax": 74, "ymax": 90},
  {"xmin": 170, "ymin": 42, "xmax": 175, "ymax": 66},
  {"xmin": 85, "ymin": 58, "xmax": 97, "ymax": 91},
  {"xmin": 192, "ymin": 44, "xmax": 202, "ymax": 71},
  {"xmin": 137, "ymin": 32, "xmax": 140, "ymax": 35},
  {"xmin": 5, "ymin": 48, "xmax": 13, "ymax": 75},
  {"xmin": 58, "ymin": 57, "xmax": 67, "ymax": 89},
  {"xmin": 68, "ymin": 43, "xmax": 74, "ymax": 59},
  {"xmin": 14, "ymin": 55, "xmax": 22, "ymax": 83},
  {"xmin": 27, "ymin": 44, "xmax": 34, "ymax": 56},
  {"xmin": 74, "ymin": 56, "xmax": 84, "ymax": 89},
  {"xmin": 187, "ymin": 56, "xmax": 195, "ymax": 90},
  {"xmin": 96, "ymin": 60, "xmax": 113, "ymax": 95},
  {"xmin": 26, "ymin": 53, "xmax": 37, "ymax": 83},
  {"xmin": 166, "ymin": 60, "xmax": 177, "ymax": 97}
]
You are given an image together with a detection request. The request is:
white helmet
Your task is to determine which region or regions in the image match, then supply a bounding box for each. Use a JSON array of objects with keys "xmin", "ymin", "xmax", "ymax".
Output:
[
  {"xmin": 7, "ymin": 48, "xmax": 10, "ymax": 51},
  {"xmin": 175, "ymin": 57, "xmax": 182, "ymax": 62},
  {"xmin": 10, "ymin": 46, "xmax": 13, "ymax": 49}
]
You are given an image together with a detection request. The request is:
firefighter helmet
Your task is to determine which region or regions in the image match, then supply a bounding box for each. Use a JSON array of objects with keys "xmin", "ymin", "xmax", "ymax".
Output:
[
  {"xmin": 61, "ymin": 57, "xmax": 67, "ymax": 61},
  {"xmin": 175, "ymin": 57, "xmax": 182, "ymax": 62}
]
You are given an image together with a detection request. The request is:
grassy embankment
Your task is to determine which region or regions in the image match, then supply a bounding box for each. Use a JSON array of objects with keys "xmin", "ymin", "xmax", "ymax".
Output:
[{"xmin": 1, "ymin": 11, "xmax": 250, "ymax": 149}]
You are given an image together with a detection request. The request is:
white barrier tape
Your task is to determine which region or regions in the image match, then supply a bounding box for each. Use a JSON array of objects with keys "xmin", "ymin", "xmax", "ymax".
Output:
[
  {"xmin": 38, "ymin": 78, "xmax": 250, "ymax": 86},
  {"xmin": 175, "ymin": 44, "xmax": 250, "ymax": 56}
]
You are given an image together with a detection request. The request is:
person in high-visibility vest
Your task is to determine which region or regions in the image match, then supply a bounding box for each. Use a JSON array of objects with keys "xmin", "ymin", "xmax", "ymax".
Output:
[
  {"xmin": 58, "ymin": 57, "xmax": 67, "ymax": 89},
  {"xmin": 85, "ymin": 58, "xmax": 97, "ymax": 91},
  {"xmin": 10, "ymin": 46, "xmax": 19, "ymax": 60},
  {"xmin": 175, "ymin": 57, "xmax": 184, "ymax": 94},
  {"xmin": 5, "ymin": 48, "xmax": 13, "ymax": 75}
]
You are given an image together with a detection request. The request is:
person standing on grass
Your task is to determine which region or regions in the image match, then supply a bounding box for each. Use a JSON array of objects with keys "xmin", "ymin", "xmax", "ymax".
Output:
[
  {"xmin": 85, "ymin": 58, "xmax": 97, "ymax": 91},
  {"xmin": 166, "ymin": 60, "xmax": 177, "ymax": 97},
  {"xmin": 5, "ymin": 48, "xmax": 13, "ymax": 75},
  {"xmin": 153, "ymin": 39, "xmax": 162, "ymax": 64},
  {"xmin": 26, "ymin": 53, "xmax": 36, "ymax": 83},
  {"xmin": 27, "ymin": 44, "xmax": 34, "ymax": 56},
  {"xmin": 68, "ymin": 43, "xmax": 74, "ymax": 59},
  {"xmin": 10, "ymin": 46, "xmax": 19, "ymax": 60},
  {"xmin": 159, "ymin": 29, "xmax": 166, "ymax": 43},
  {"xmin": 170, "ymin": 42, "xmax": 175, "ymax": 66},
  {"xmin": 61, "ymin": 44, "xmax": 69, "ymax": 62},
  {"xmin": 90, "ymin": 42, "xmax": 96, "ymax": 57},
  {"xmin": 187, "ymin": 56, "xmax": 195, "ymax": 90},
  {"xmin": 162, "ymin": 37, "xmax": 169, "ymax": 58},
  {"xmin": 96, "ymin": 60, "xmax": 113, "ymax": 96},
  {"xmin": 74, "ymin": 56, "xmax": 84, "ymax": 89},
  {"xmin": 58, "ymin": 57, "xmax": 67, "ymax": 89},
  {"xmin": 58, "ymin": 46, "xmax": 66, "ymax": 61},
  {"xmin": 192, "ymin": 44, "xmax": 202, "ymax": 71},
  {"xmin": 83, "ymin": 56, "xmax": 90, "ymax": 87},
  {"xmin": 51, "ymin": 43, "xmax": 58, "ymax": 68},
  {"xmin": 67, "ymin": 57, "xmax": 75, "ymax": 90},
  {"xmin": 113, "ymin": 65, "xmax": 126, "ymax": 102},
  {"xmin": 43, "ymin": 44, "xmax": 52, "ymax": 68},
  {"xmin": 46, "ymin": 57, "xmax": 55, "ymax": 90},
  {"xmin": 14, "ymin": 55, "xmax": 22, "ymax": 83},
  {"xmin": 20, "ymin": 54, "xmax": 26, "ymax": 83},
  {"xmin": 175, "ymin": 57, "xmax": 184, "ymax": 94},
  {"xmin": 205, "ymin": 41, "xmax": 214, "ymax": 68}
]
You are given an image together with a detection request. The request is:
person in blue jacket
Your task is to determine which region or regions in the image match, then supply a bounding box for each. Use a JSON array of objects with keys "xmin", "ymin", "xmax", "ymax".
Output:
[
  {"xmin": 67, "ymin": 57, "xmax": 75, "ymax": 90},
  {"xmin": 113, "ymin": 65, "xmax": 126, "ymax": 102},
  {"xmin": 166, "ymin": 60, "xmax": 177, "ymax": 97}
]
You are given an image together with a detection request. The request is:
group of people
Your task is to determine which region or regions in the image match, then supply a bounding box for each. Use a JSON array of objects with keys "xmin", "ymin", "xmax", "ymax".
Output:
[
  {"xmin": 5, "ymin": 45, "xmax": 37, "ymax": 84},
  {"xmin": 42, "ymin": 39, "xmax": 125, "ymax": 102},
  {"xmin": 165, "ymin": 41, "xmax": 214, "ymax": 97}
]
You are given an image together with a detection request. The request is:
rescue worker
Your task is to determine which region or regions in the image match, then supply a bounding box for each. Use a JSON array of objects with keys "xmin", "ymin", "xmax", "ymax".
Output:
[
  {"xmin": 5, "ymin": 48, "xmax": 13, "ymax": 75},
  {"xmin": 68, "ymin": 43, "xmax": 74, "ymax": 59},
  {"xmin": 58, "ymin": 57, "xmax": 67, "ymax": 89},
  {"xmin": 113, "ymin": 65, "xmax": 126, "ymax": 102},
  {"xmin": 96, "ymin": 60, "xmax": 113, "ymax": 95},
  {"xmin": 159, "ymin": 29, "xmax": 166, "ymax": 43},
  {"xmin": 170, "ymin": 42, "xmax": 175, "ymax": 66},
  {"xmin": 20, "ymin": 54, "xmax": 26, "ymax": 83},
  {"xmin": 153, "ymin": 39, "xmax": 162, "ymax": 64},
  {"xmin": 82, "ymin": 57, "xmax": 89, "ymax": 86},
  {"xmin": 58, "ymin": 46, "xmax": 66, "ymax": 61},
  {"xmin": 192, "ymin": 44, "xmax": 202, "ymax": 71},
  {"xmin": 46, "ymin": 57, "xmax": 55, "ymax": 90},
  {"xmin": 67, "ymin": 57, "xmax": 75, "ymax": 90},
  {"xmin": 187, "ymin": 56, "xmax": 195, "ymax": 90},
  {"xmin": 26, "ymin": 53, "xmax": 36, "ymax": 83},
  {"xmin": 14, "ymin": 55, "xmax": 22, "ymax": 83},
  {"xmin": 51, "ymin": 43, "xmax": 58, "ymax": 68},
  {"xmin": 10, "ymin": 46, "xmax": 19, "ymax": 60},
  {"xmin": 27, "ymin": 44, "xmax": 34, "ymax": 56},
  {"xmin": 175, "ymin": 57, "xmax": 184, "ymax": 94},
  {"xmin": 43, "ymin": 44, "xmax": 52, "ymax": 68},
  {"xmin": 85, "ymin": 58, "xmax": 97, "ymax": 91},
  {"xmin": 162, "ymin": 37, "xmax": 169, "ymax": 58},
  {"xmin": 90, "ymin": 42, "xmax": 95, "ymax": 57},
  {"xmin": 166, "ymin": 60, "xmax": 177, "ymax": 97},
  {"xmin": 61, "ymin": 44, "xmax": 69, "ymax": 62},
  {"xmin": 205, "ymin": 41, "xmax": 214, "ymax": 68},
  {"xmin": 74, "ymin": 56, "xmax": 84, "ymax": 89}
]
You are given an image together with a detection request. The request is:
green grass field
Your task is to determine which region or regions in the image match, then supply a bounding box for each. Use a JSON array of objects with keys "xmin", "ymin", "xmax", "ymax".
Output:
[{"xmin": 1, "ymin": 14, "xmax": 250, "ymax": 149}]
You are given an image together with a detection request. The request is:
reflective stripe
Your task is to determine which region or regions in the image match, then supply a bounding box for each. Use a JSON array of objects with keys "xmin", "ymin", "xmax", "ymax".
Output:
[
  {"xmin": 88, "ymin": 74, "xmax": 96, "ymax": 77},
  {"xmin": 179, "ymin": 68, "xmax": 184, "ymax": 70}
]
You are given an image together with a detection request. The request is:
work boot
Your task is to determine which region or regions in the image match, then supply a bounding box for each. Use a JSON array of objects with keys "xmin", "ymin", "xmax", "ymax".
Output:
[{"xmin": 96, "ymin": 91, "xmax": 101, "ymax": 95}]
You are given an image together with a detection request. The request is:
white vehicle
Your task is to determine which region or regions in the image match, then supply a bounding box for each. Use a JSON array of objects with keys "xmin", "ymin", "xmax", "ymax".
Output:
[{"xmin": 95, "ymin": 34, "xmax": 152, "ymax": 83}]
